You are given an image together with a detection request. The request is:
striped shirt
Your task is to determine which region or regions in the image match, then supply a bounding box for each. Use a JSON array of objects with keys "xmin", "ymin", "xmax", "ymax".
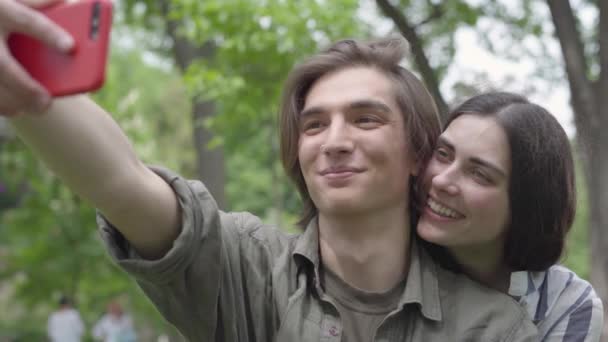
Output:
[{"xmin": 509, "ymin": 265, "xmax": 604, "ymax": 342}]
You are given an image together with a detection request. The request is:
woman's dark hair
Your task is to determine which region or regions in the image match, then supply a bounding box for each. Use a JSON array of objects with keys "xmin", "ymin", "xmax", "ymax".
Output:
[{"xmin": 438, "ymin": 92, "xmax": 576, "ymax": 271}]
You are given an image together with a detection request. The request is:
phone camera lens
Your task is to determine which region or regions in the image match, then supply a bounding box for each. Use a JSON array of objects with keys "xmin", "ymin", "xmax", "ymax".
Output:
[{"xmin": 90, "ymin": 2, "xmax": 101, "ymax": 39}]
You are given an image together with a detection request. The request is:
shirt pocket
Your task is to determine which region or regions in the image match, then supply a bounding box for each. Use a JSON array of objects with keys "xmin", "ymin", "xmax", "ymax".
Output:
[{"xmin": 275, "ymin": 287, "xmax": 325, "ymax": 342}]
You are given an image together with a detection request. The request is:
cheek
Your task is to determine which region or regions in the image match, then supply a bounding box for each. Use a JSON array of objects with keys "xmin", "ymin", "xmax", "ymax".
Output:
[
  {"xmin": 380, "ymin": 140, "xmax": 412, "ymax": 170},
  {"xmin": 469, "ymin": 190, "xmax": 510, "ymax": 232},
  {"xmin": 298, "ymin": 140, "xmax": 316, "ymax": 169},
  {"xmin": 298, "ymin": 141, "xmax": 324, "ymax": 187},
  {"xmin": 421, "ymin": 160, "xmax": 440, "ymax": 190}
]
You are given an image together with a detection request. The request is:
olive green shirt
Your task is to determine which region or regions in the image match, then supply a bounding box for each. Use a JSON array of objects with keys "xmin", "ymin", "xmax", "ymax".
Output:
[{"xmin": 98, "ymin": 167, "xmax": 538, "ymax": 341}]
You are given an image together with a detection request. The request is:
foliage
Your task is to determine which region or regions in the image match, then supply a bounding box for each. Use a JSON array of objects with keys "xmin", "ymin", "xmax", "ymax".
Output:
[
  {"xmin": 479, "ymin": 0, "xmax": 599, "ymax": 81},
  {"xmin": 0, "ymin": 36, "xmax": 189, "ymax": 337}
]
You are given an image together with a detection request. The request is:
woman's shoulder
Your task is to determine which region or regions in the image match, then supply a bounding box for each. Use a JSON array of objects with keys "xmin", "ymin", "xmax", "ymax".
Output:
[
  {"xmin": 543, "ymin": 265, "xmax": 595, "ymax": 295},
  {"xmin": 523, "ymin": 265, "xmax": 598, "ymax": 307},
  {"xmin": 532, "ymin": 265, "xmax": 604, "ymax": 340},
  {"xmin": 510, "ymin": 265, "xmax": 600, "ymax": 318}
]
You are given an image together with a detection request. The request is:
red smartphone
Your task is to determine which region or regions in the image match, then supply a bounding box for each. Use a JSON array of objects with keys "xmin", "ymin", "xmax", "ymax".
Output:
[{"xmin": 8, "ymin": 0, "xmax": 113, "ymax": 96}]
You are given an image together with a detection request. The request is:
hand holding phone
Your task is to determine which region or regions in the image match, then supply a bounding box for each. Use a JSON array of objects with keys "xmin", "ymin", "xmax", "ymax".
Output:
[
  {"xmin": 8, "ymin": 0, "xmax": 113, "ymax": 97},
  {"xmin": 0, "ymin": 0, "xmax": 73, "ymax": 115}
]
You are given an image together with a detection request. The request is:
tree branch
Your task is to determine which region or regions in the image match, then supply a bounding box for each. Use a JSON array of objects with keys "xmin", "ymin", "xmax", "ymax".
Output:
[
  {"xmin": 546, "ymin": 0, "xmax": 596, "ymax": 126},
  {"xmin": 415, "ymin": 4, "xmax": 444, "ymax": 28},
  {"xmin": 375, "ymin": 0, "xmax": 449, "ymax": 121}
]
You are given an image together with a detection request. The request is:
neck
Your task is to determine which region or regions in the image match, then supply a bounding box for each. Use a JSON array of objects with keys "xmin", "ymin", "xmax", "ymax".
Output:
[
  {"xmin": 449, "ymin": 244, "xmax": 511, "ymax": 293},
  {"xmin": 318, "ymin": 203, "xmax": 411, "ymax": 292}
]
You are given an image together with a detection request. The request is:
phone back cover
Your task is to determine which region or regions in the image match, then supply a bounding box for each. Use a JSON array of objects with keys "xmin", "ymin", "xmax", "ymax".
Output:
[{"xmin": 8, "ymin": 0, "xmax": 113, "ymax": 96}]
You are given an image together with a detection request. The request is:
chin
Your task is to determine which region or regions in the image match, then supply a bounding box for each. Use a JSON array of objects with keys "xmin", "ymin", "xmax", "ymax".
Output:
[
  {"xmin": 416, "ymin": 222, "xmax": 451, "ymax": 247},
  {"xmin": 318, "ymin": 198, "xmax": 369, "ymax": 216},
  {"xmin": 324, "ymin": 203, "xmax": 362, "ymax": 215}
]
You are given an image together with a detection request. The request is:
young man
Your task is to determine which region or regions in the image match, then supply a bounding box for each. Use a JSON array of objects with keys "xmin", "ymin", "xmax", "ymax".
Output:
[{"xmin": 1, "ymin": 0, "xmax": 538, "ymax": 340}]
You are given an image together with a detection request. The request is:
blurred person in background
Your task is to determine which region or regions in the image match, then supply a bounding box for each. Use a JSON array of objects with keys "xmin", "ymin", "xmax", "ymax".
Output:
[
  {"xmin": 47, "ymin": 296, "xmax": 85, "ymax": 342},
  {"xmin": 92, "ymin": 300, "xmax": 136, "ymax": 342}
]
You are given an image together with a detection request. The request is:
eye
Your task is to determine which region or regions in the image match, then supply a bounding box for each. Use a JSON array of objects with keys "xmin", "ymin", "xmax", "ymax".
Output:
[
  {"xmin": 356, "ymin": 116, "xmax": 375, "ymax": 123},
  {"xmin": 471, "ymin": 168, "xmax": 491, "ymax": 184},
  {"xmin": 355, "ymin": 115, "xmax": 382, "ymax": 128},
  {"xmin": 301, "ymin": 120, "xmax": 325, "ymax": 134},
  {"xmin": 434, "ymin": 146, "xmax": 450, "ymax": 162}
]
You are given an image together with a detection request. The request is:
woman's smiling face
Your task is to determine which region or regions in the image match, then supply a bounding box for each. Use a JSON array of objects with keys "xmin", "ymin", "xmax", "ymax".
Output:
[{"xmin": 417, "ymin": 114, "xmax": 511, "ymax": 252}]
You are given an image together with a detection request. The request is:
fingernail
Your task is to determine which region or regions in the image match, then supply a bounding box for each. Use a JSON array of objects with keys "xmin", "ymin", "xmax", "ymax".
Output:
[{"xmin": 58, "ymin": 34, "xmax": 75, "ymax": 51}]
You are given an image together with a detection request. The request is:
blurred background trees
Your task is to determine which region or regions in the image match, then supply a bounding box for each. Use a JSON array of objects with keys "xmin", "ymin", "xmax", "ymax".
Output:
[{"xmin": 0, "ymin": 0, "xmax": 604, "ymax": 339}]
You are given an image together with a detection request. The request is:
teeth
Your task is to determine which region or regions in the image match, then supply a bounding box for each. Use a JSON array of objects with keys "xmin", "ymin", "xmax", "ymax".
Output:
[{"xmin": 427, "ymin": 198, "xmax": 461, "ymax": 218}]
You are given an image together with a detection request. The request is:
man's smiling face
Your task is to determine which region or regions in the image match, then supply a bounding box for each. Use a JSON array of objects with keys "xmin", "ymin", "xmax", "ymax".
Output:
[{"xmin": 298, "ymin": 66, "xmax": 418, "ymax": 217}]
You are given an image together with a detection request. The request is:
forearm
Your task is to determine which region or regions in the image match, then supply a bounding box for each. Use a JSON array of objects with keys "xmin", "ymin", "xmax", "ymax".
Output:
[
  {"xmin": 11, "ymin": 95, "xmax": 142, "ymax": 211},
  {"xmin": 10, "ymin": 95, "xmax": 180, "ymax": 258}
]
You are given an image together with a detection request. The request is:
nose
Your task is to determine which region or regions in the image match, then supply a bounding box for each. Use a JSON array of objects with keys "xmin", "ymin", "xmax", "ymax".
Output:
[
  {"xmin": 322, "ymin": 118, "xmax": 354, "ymax": 156},
  {"xmin": 430, "ymin": 163, "xmax": 460, "ymax": 196}
]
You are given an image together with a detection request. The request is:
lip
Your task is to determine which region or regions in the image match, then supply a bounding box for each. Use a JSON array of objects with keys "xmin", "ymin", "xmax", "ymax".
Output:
[{"xmin": 319, "ymin": 166, "xmax": 365, "ymax": 176}]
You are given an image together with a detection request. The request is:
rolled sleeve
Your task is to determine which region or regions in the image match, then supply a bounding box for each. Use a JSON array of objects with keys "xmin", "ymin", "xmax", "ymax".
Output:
[
  {"xmin": 97, "ymin": 166, "xmax": 225, "ymax": 339},
  {"xmin": 98, "ymin": 166, "xmax": 219, "ymax": 282}
]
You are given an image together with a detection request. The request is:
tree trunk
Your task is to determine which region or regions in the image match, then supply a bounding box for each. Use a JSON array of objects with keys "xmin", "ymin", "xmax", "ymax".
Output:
[
  {"xmin": 595, "ymin": 1, "xmax": 608, "ymax": 333},
  {"xmin": 588, "ymin": 54, "xmax": 608, "ymax": 335},
  {"xmin": 548, "ymin": 0, "xmax": 608, "ymax": 335},
  {"xmin": 587, "ymin": 106, "xmax": 608, "ymax": 337},
  {"xmin": 190, "ymin": 99, "xmax": 226, "ymax": 208},
  {"xmin": 159, "ymin": 2, "xmax": 226, "ymax": 209}
]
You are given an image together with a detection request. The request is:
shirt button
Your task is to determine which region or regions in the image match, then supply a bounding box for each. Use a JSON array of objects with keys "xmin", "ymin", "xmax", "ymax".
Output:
[{"xmin": 329, "ymin": 326, "xmax": 340, "ymax": 336}]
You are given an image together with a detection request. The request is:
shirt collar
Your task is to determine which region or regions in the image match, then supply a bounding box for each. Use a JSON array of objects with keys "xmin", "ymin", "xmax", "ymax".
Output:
[
  {"xmin": 508, "ymin": 269, "xmax": 547, "ymax": 297},
  {"xmin": 292, "ymin": 218, "xmax": 442, "ymax": 321},
  {"xmin": 293, "ymin": 217, "xmax": 321, "ymax": 268},
  {"xmin": 398, "ymin": 238, "xmax": 443, "ymax": 321},
  {"xmin": 292, "ymin": 217, "xmax": 322, "ymax": 291}
]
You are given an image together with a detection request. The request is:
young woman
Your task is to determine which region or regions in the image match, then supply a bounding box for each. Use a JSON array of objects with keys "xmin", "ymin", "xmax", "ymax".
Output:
[{"xmin": 417, "ymin": 92, "xmax": 604, "ymax": 341}]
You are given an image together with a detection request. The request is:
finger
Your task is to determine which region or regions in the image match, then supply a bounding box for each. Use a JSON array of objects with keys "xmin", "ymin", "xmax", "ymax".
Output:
[
  {"xmin": 18, "ymin": 0, "xmax": 63, "ymax": 9},
  {"xmin": 0, "ymin": 43, "xmax": 50, "ymax": 114},
  {"xmin": 0, "ymin": 0, "xmax": 73, "ymax": 52},
  {"xmin": 0, "ymin": 82, "xmax": 26, "ymax": 116},
  {"xmin": 0, "ymin": 80, "xmax": 50, "ymax": 116}
]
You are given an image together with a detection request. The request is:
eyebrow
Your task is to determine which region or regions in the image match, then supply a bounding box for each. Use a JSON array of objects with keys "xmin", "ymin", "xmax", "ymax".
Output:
[
  {"xmin": 437, "ymin": 136, "xmax": 507, "ymax": 178},
  {"xmin": 300, "ymin": 99, "xmax": 392, "ymax": 117}
]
